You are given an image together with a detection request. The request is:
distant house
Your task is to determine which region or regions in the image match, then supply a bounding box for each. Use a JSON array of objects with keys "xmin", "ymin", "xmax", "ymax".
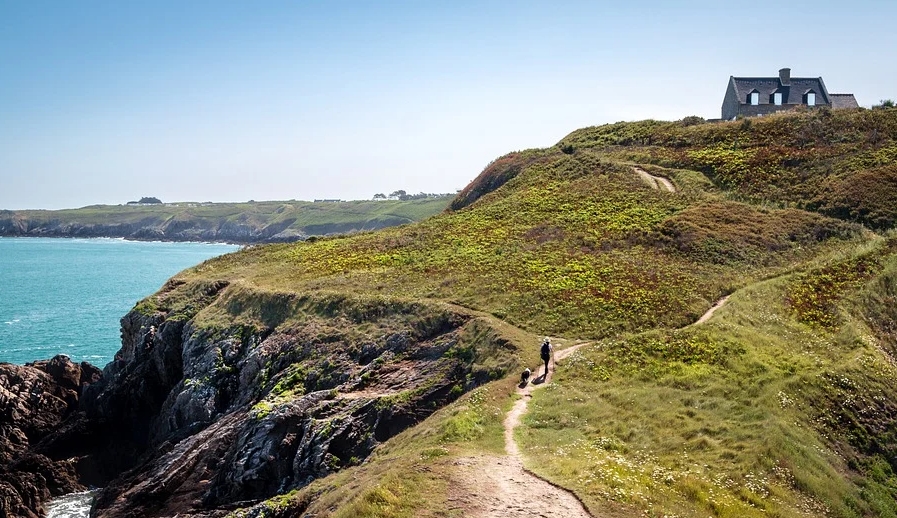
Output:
[
  {"xmin": 126, "ymin": 196, "xmax": 163, "ymax": 205},
  {"xmin": 721, "ymin": 68, "xmax": 858, "ymax": 120}
]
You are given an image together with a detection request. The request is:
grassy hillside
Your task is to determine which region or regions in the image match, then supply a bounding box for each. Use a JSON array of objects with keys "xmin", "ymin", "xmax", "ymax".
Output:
[
  {"xmin": 142, "ymin": 107, "xmax": 897, "ymax": 517},
  {"xmin": 559, "ymin": 108, "xmax": 897, "ymax": 230},
  {"xmin": 0, "ymin": 197, "xmax": 451, "ymax": 243}
]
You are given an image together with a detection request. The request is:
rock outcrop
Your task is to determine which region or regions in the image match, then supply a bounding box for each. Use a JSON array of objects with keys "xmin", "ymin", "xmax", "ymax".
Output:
[
  {"xmin": 0, "ymin": 211, "xmax": 415, "ymax": 245},
  {"xmin": 0, "ymin": 356, "xmax": 101, "ymax": 518},
  {"xmin": 21, "ymin": 281, "xmax": 513, "ymax": 517}
]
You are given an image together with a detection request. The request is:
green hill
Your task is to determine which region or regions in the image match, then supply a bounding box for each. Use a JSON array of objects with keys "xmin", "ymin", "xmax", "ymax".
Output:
[
  {"xmin": 0, "ymin": 197, "xmax": 452, "ymax": 243},
  {"xmin": 89, "ymin": 107, "xmax": 897, "ymax": 517}
]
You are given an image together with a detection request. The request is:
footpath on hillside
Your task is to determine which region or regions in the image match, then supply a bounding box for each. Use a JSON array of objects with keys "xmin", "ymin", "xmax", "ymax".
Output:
[
  {"xmin": 448, "ymin": 295, "xmax": 730, "ymax": 517},
  {"xmin": 633, "ymin": 166, "xmax": 676, "ymax": 192},
  {"xmin": 691, "ymin": 295, "xmax": 730, "ymax": 326},
  {"xmin": 449, "ymin": 343, "xmax": 594, "ymax": 518}
]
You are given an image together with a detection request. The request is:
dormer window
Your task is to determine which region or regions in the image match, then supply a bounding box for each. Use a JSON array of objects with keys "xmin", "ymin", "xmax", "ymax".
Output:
[
  {"xmin": 805, "ymin": 91, "xmax": 816, "ymax": 106},
  {"xmin": 773, "ymin": 92, "xmax": 783, "ymax": 105},
  {"xmin": 748, "ymin": 91, "xmax": 759, "ymax": 105}
]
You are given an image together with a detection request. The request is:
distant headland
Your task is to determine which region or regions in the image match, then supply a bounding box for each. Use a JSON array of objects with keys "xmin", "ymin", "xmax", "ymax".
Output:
[{"xmin": 0, "ymin": 196, "xmax": 452, "ymax": 245}]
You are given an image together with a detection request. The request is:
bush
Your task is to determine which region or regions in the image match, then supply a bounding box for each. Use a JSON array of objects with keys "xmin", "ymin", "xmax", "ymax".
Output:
[
  {"xmin": 652, "ymin": 202, "xmax": 857, "ymax": 265},
  {"xmin": 679, "ymin": 115, "xmax": 706, "ymax": 127},
  {"xmin": 813, "ymin": 165, "xmax": 897, "ymax": 230}
]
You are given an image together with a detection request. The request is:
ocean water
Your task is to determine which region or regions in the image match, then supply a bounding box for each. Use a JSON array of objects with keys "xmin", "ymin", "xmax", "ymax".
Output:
[
  {"xmin": 45, "ymin": 490, "xmax": 96, "ymax": 518},
  {"xmin": 0, "ymin": 237, "xmax": 239, "ymax": 366}
]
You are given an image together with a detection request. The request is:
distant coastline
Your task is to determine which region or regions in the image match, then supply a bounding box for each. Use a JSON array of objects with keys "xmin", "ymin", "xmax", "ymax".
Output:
[
  {"xmin": 0, "ymin": 197, "xmax": 452, "ymax": 245},
  {"xmin": 0, "ymin": 234, "xmax": 244, "ymax": 246}
]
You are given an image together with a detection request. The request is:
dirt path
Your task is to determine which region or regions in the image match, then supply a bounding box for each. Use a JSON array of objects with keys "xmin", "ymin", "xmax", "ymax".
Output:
[
  {"xmin": 451, "ymin": 343, "xmax": 594, "ymax": 518},
  {"xmin": 451, "ymin": 294, "xmax": 732, "ymax": 515},
  {"xmin": 692, "ymin": 295, "xmax": 730, "ymax": 326},
  {"xmin": 633, "ymin": 166, "xmax": 676, "ymax": 192}
]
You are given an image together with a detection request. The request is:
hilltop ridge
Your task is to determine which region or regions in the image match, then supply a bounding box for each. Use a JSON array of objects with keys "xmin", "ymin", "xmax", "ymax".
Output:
[{"xmin": 4, "ymin": 106, "xmax": 897, "ymax": 518}]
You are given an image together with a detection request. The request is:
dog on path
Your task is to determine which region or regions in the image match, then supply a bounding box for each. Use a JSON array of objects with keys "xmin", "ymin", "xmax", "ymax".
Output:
[{"xmin": 520, "ymin": 367, "xmax": 532, "ymax": 385}]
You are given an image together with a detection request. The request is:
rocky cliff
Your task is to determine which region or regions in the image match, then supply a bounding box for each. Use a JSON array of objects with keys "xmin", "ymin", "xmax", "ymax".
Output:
[
  {"xmin": 0, "ymin": 198, "xmax": 451, "ymax": 245},
  {"xmin": 0, "ymin": 214, "xmax": 406, "ymax": 244},
  {"xmin": 0, "ymin": 356, "xmax": 101, "ymax": 518},
  {"xmin": 11, "ymin": 278, "xmax": 514, "ymax": 517}
]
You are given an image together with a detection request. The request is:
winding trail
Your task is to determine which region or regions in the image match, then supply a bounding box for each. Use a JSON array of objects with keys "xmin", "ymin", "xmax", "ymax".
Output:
[
  {"xmin": 633, "ymin": 166, "xmax": 676, "ymax": 192},
  {"xmin": 450, "ymin": 296, "xmax": 731, "ymax": 516},
  {"xmin": 451, "ymin": 343, "xmax": 594, "ymax": 518},
  {"xmin": 693, "ymin": 295, "xmax": 730, "ymax": 325}
]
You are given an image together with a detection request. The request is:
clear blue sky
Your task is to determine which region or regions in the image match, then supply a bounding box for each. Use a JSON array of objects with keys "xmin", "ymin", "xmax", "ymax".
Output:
[{"xmin": 2, "ymin": 1, "xmax": 894, "ymax": 209}]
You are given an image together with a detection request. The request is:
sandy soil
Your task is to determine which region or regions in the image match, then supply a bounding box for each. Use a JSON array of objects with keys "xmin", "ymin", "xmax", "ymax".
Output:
[
  {"xmin": 450, "ymin": 343, "xmax": 594, "ymax": 518},
  {"xmin": 693, "ymin": 295, "xmax": 730, "ymax": 325},
  {"xmin": 633, "ymin": 167, "xmax": 676, "ymax": 192}
]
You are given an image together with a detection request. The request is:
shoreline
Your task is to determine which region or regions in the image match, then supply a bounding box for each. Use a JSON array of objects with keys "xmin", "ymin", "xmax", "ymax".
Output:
[{"xmin": 0, "ymin": 234, "xmax": 254, "ymax": 247}]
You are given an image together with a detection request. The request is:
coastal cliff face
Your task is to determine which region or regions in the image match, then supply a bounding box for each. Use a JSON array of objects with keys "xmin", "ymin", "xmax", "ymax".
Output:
[
  {"xmin": 0, "ymin": 356, "xmax": 101, "ymax": 518},
  {"xmin": 53, "ymin": 279, "xmax": 514, "ymax": 517},
  {"xmin": 0, "ymin": 198, "xmax": 451, "ymax": 245},
  {"xmin": 0, "ymin": 214, "xmax": 366, "ymax": 244}
]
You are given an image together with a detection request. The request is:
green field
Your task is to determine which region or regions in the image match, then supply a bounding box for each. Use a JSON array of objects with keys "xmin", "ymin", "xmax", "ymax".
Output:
[{"xmin": 133, "ymin": 106, "xmax": 897, "ymax": 517}]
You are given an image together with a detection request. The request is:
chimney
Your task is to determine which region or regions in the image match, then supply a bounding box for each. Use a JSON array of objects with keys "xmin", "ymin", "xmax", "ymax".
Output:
[{"xmin": 779, "ymin": 68, "xmax": 791, "ymax": 86}]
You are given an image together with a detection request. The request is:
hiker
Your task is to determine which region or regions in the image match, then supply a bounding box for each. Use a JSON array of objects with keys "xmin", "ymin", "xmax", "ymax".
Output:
[{"xmin": 540, "ymin": 337, "xmax": 553, "ymax": 377}]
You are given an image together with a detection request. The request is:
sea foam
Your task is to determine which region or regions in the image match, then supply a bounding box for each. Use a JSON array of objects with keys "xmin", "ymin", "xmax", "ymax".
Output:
[{"xmin": 45, "ymin": 490, "xmax": 96, "ymax": 518}]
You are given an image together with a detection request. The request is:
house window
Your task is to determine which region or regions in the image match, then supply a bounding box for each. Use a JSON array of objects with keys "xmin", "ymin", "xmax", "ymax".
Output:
[
  {"xmin": 807, "ymin": 92, "xmax": 816, "ymax": 106},
  {"xmin": 749, "ymin": 92, "xmax": 759, "ymax": 105},
  {"xmin": 773, "ymin": 92, "xmax": 782, "ymax": 105}
]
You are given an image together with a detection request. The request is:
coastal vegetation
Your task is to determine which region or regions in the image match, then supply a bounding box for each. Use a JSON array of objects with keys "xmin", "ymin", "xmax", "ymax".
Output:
[
  {"xmin": 0, "ymin": 197, "xmax": 451, "ymax": 244},
  {"xmin": 28, "ymin": 106, "xmax": 897, "ymax": 517}
]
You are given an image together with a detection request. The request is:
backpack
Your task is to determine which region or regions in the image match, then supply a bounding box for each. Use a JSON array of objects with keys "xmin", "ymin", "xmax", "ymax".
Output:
[{"xmin": 540, "ymin": 341, "xmax": 551, "ymax": 360}]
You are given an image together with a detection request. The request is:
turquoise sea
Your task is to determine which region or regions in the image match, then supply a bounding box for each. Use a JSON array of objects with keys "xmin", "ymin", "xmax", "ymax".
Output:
[{"xmin": 0, "ymin": 237, "xmax": 239, "ymax": 366}]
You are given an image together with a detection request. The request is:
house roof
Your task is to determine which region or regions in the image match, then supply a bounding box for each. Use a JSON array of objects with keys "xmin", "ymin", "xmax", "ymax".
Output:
[
  {"xmin": 830, "ymin": 93, "xmax": 859, "ymax": 109},
  {"xmin": 730, "ymin": 76, "xmax": 830, "ymax": 105}
]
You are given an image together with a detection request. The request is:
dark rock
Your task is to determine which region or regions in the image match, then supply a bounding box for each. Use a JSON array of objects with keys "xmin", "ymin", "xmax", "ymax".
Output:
[
  {"xmin": 41, "ymin": 355, "xmax": 82, "ymax": 392},
  {"xmin": 0, "ymin": 357, "xmax": 101, "ymax": 518},
  {"xmin": 80, "ymin": 362, "xmax": 102, "ymax": 387},
  {"xmin": 77, "ymin": 313, "xmax": 187, "ymax": 479},
  {"xmin": 4, "ymin": 288, "xmax": 506, "ymax": 518},
  {"xmin": 70, "ymin": 294, "xmax": 496, "ymax": 517},
  {"xmin": 0, "ymin": 472, "xmax": 44, "ymax": 518}
]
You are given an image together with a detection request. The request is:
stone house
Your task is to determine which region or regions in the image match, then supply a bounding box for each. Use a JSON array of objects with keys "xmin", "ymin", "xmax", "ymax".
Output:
[{"xmin": 721, "ymin": 68, "xmax": 858, "ymax": 120}]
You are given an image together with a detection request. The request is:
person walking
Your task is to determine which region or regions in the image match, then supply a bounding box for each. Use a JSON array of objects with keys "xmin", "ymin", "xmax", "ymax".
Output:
[{"xmin": 540, "ymin": 337, "xmax": 553, "ymax": 378}]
